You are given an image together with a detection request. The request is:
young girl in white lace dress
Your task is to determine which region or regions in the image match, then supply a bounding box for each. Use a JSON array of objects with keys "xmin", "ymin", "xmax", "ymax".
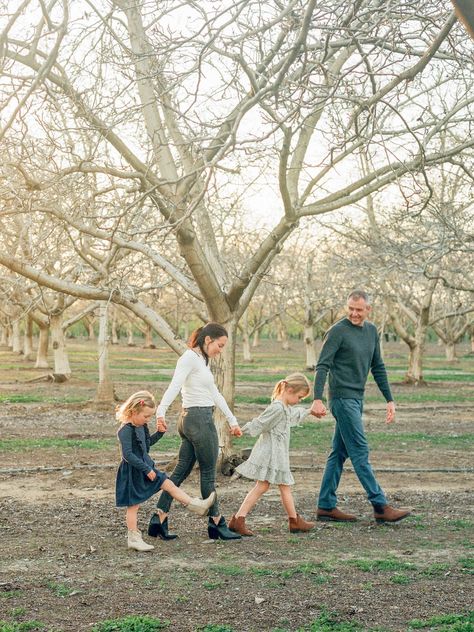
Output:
[{"xmin": 229, "ymin": 373, "xmax": 316, "ymax": 536}]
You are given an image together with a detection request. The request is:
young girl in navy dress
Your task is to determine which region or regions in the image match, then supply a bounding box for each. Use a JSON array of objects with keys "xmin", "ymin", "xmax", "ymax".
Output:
[
  {"xmin": 116, "ymin": 391, "xmax": 216, "ymax": 551},
  {"xmin": 229, "ymin": 373, "xmax": 316, "ymax": 536}
]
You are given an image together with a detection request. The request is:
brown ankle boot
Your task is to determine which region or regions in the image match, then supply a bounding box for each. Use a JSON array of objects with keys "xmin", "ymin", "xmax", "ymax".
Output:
[
  {"xmin": 289, "ymin": 514, "xmax": 316, "ymax": 533},
  {"xmin": 228, "ymin": 514, "xmax": 254, "ymax": 536}
]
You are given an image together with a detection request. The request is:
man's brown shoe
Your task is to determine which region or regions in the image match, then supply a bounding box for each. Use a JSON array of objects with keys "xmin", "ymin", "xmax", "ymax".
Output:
[
  {"xmin": 289, "ymin": 514, "xmax": 316, "ymax": 533},
  {"xmin": 228, "ymin": 514, "xmax": 254, "ymax": 536},
  {"xmin": 374, "ymin": 505, "xmax": 411, "ymax": 524},
  {"xmin": 316, "ymin": 507, "xmax": 358, "ymax": 522}
]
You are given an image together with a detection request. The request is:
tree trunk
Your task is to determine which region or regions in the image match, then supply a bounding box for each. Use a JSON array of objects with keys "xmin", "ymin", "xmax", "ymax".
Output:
[
  {"xmin": 405, "ymin": 334, "xmax": 426, "ymax": 385},
  {"xmin": 50, "ymin": 314, "xmax": 71, "ymax": 378},
  {"xmin": 35, "ymin": 324, "xmax": 50, "ymax": 368},
  {"xmin": 277, "ymin": 318, "xmax": 290, "ymax": 351},
  {"xmin": 127, "ymin": 323, "xmax": 135, "ymax": 346},
  {"xmin": 23, "ymin": 315, "xmax": 34, "ymax": 361},
  {"xmin": 111, "ymin": 309, "xmax": 119, "ymax": 344},
  {"xmin": 445, "ymin": 341, "xmax": 457, "ymax": 362},
  {"xmin": 87, "ymin": 318, "xmax": 95, "ymax": 340},
  {"xmin": 95, "ymin": 302, "xmax": 115, "ymax": 404},
  {"xmin": 252, "ymin": 329, "xmax": 260, "ymax": 348},
  {"xmin": 241, "ymin": 311, "xmax": 252, "ymax": 362},
  {"xmin": 143, "ymin": 323, "xmax": 155, "ymax": 348},
  {"xmin": 212, "ymin": 319, "xmax": 237, "ymax": 467},
  {"xmin": 0, "ymin": 326, "xmax": 7, "ymax": 346},
  {"xmin": 11, "ymin": 320, "xmax": 22, "ymax": 354}
]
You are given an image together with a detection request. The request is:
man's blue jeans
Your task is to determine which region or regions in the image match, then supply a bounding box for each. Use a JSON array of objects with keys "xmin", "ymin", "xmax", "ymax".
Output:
[{"xmin": 317, "ymin": 398, "xmax": 387, "ymax": 509}]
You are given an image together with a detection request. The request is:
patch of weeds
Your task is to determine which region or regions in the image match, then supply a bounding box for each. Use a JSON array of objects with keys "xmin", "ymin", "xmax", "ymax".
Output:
[
  {"xmin": 91, "ymin": 615, "xmax": 170, "ymax": 631},
  {"xmin": 421, "ymin": 563, "xmax": 451, "ymax": 577},
  {"xmin": 458, "ymin": 557, "xmax": 474, "ymax": 574},
  {"xmin": 408, "ymin": 611, "xmax": 474, "ymax": 630},
  {"xmin": 450, "ymin": 519, "xmax": 473, "ymax": 531},
  {"xmin": 347, "ymin": 558, "xmax": 416, "ymax": 572},
  {"xmin": 8, "ymin": 609, "xmax": 26, "ymax": 619},
  {"xmin": 362, "ymin": 582, "xmax": 374, "ymax": 590},
  {"xmin": 195, "ymin": 626, "xmax": 235, "ymax": 632},
  {"xmin": 202, "ymin": 580, "xmax": 223, "ymax": 591},
  {"xmin": 175, "ymin": 595, "xmax": 189, "ymax": 603},
  {"xmin": 0, "ymin": 591, "xmax": 22, "ymax": 600},
  {"xmin": 210, "ymin": 564, "xmax": 245, "ymax": 576},
  {"xmin": 249, "ymin": 567, "xmax": 274, "ymax": 576},
  {"xmin": 389, "ymin": 574, "xmax": 413, "ymax": 585},
  {"xmin": 46, "ymin": 581, "xmax": 76, "ymax": 597},
  {"xmin": 296, "ymin": 608, "xmax": 367, "ymax": 631},
  {"xmin": 0, "ymin": 622, "xmax": 46, "ymax": 631},
  {"xmin": 280, "ymin": 562, "xmax": 327, "ymax": 579},
  {"xmin": 460, "ymin": 539, "xmax": 474, "ymax": 549}
]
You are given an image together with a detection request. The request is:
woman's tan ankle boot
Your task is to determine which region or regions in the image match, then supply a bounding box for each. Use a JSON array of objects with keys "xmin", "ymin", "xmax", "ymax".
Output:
[{"xmin": 127, "ymin": 529, "xmax": 154, "ymax": 551}]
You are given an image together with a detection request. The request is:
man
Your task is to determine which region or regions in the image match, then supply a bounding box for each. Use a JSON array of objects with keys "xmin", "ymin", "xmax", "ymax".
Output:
[{"xmin": 310, "ymin": 290, "xmax": 411, "ymax": 523}]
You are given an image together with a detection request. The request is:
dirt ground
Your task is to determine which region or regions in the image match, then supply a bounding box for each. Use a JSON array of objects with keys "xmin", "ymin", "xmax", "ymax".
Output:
[{"xmin": 0, "ymin": 370, "xmax": 473, "ymax": 631}]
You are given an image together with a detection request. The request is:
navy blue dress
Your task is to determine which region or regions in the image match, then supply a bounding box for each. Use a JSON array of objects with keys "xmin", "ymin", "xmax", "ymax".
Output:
[{"xmin": 115, "ymin": 423, "xmax": 168, "ymax": 507}]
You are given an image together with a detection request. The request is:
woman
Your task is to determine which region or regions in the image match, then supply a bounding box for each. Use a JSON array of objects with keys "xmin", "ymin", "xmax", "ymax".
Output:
[{"xmin": 148, "ymin": 322, "xmax": 243, "ymax": 541}]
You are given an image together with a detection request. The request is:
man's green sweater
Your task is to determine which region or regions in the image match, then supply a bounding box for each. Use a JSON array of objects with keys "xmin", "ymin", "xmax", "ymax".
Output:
[{"xmin": 314, "ymin": 318, "xmax": 393, "ymax": 402}]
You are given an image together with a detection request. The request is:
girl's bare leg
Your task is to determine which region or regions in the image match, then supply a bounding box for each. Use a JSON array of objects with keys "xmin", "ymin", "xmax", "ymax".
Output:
[
  {"xmin": 236, "ymin": 480, "xmax": 270, "ymax": 517},
  {"xmin": 126, "ymin": 505, "xmax": 139, "ymax": 531},
  {"xmin": 278, "ymin": 484, "xmax": 297, "ymax": 519}
]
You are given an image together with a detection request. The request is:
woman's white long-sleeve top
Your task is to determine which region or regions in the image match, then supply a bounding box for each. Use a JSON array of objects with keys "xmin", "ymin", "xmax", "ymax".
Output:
[{"xmin": 156, "ymin": 349, "xmax": 238, "ymax": 427}]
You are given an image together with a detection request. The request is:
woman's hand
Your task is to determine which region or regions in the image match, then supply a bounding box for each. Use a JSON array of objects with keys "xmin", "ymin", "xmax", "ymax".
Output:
[
  {"xmin": 156, "ymin": 416, "xmax": 167, "ymax": 432},
  {"xmin": 147, "ymin": 470, "xmax": 157, "ymax": 481},
  {"xmin": 229, "ymin": 425, "xmax": 243, "ymax": 437}
]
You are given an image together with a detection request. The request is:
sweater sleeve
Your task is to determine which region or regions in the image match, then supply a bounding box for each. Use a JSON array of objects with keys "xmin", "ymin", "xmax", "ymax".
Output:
[
  {"xmin": 208, "ymin": 382, "xmax": 238, "ymax": 427},
  {"xmin": 314, "ymin": 327, "xmax": 342, "ymax": 400},
  {"xmin": 288, "ymin": 406, "xmax": 310, "ymax": 427},
  {"xmin": 118, "ymin": 425, "xmax": 151, "ymax": 473},
  {"xmin": 370, "ymin": 336, "xmax": 393, "ymax": 402},
  {"xmin": 156, "ymin": 352, "xmax": 194, "ymax": 418},
  {"xmin": 242, "ymin": 404, "xmax": 282, "ymax": 437}
]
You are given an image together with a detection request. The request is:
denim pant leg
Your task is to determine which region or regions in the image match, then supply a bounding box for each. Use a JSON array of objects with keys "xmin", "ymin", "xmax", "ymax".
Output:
[
  {"xmin": 156, "ymin": 432, "xmax": 197, "ymax": 513},
  {"xmin": 317, "ymin": 418, "xmax": 349, "ymax": 510},
  {"xmin": 330, "ymin": 398, "xmax": 386, "ymax": 507},
  {"xmin": 183, "ymin": 408, "xmax": 220, "ymax": 516}
]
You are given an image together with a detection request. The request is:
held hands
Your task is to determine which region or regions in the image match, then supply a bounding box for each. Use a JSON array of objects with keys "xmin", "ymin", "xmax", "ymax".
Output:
[
  {"xmin": 156, "ymin": 416, "xmax": 168, "ymax": 433},
  {"xmin": 147, "ymin": 470, "xmax": 157, "ymax": 481},
  {"xmin": 386, "ymin": 401, "xmax": 396, "ymax": 424},
  {"xmin": 229, "ymin": 425, "xmax": 243, "ymax": 437},
  {"xmin": 310, "ymin": 399, "xmax": 327, "ymax": 419}
]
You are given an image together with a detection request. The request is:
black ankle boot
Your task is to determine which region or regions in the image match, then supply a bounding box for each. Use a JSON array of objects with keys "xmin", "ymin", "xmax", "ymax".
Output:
[
  {"xmin": 148, "ymin": 514, "xmax": 178, "ymax": 540},
  {"xmin": 208, "ymin": 516, "xmax": 242, "ymax": 540}
]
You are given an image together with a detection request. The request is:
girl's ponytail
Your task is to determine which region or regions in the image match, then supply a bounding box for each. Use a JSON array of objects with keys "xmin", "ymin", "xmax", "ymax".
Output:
[{"xmin": 272, "ymin": 373, "xmax": 311, "ymax": 401}]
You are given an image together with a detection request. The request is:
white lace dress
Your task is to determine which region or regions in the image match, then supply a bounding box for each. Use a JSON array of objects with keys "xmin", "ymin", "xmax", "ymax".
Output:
[{"xmin": 236, "ymin": 400, "xmax": 310, "ymax": 485}]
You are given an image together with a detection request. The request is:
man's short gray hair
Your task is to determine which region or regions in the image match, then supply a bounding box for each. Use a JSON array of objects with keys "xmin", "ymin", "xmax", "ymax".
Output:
[{"xmin": 347, "ymin": 290, "xmax": 371, "ymax": 305}]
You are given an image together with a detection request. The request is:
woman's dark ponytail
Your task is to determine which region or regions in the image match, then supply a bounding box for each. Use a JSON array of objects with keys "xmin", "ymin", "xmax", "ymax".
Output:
[{"xmin": 188, "ymin": 322, "xmax": 228, "ymax": 365}]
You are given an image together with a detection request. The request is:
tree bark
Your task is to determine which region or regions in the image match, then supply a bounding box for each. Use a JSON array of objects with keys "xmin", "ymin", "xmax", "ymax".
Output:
[
  {"xmin": 95, "ymin": 302, "xmax": 115, "ymax": 404},
  {"xmin": 11, "ymin": 320, "xmax": 22, "ymax": 354},
  {"xmin": 35, "ymin": 324, "xmax": 50, "ymax": 368},
  {"xmin": 23, "ymin": 315, "xmax": 34, "ymax": 361},
  {"xmin": 50, "ymin": 314, "xmax": 71, "ymax": 378}
]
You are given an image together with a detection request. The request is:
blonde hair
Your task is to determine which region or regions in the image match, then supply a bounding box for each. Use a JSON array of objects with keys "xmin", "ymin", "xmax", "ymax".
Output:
[
  {"xmin": 116, "ymin": 390, "xmax": 156, "ymax": 424},
  {"xmin": 271, "ymin": 373, "xmax": 311, "ymax": 401}
]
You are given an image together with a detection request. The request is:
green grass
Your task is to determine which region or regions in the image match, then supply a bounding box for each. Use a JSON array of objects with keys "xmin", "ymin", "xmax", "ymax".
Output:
[
  {"xmin": 46, "ymin": 581, "xmax": 77, "ymax": 597},
  {"xmin": 91, "ymin": 615, "xmax": 170, "ymax": 631},
  {"xmin": 0, "ymin": 622, "xmax": 45, "ymax": 631},
  {"xmin": 0, "ymin": 394, "xmax": 86, "ymax": 404},
  {"xmin": 408, "ymin": 611, "xmax": 474, "ymax": 630},
  {"xmin": 0, "ymin": 438, "xmax": 114, "ymax": 452},
  {"xmin": 346, "ymin": 558, "xmax": 417, "ymax": 572}
]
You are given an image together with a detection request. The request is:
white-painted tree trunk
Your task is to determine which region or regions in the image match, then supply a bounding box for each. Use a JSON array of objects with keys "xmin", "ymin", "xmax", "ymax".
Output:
[
  {"xmin": 241, "ymin": 311, "xmax": 252, "ymax": 362},
  {"xmin": 111, "ymin": 309, "xmax": 119, "ymax": 344},
  {"xmin": 0, "ymin": 326, "xmax": 8, "ymax": 346},
  {"xmin": 23, "ymin": 316, "xmax": 34, "ymax": 361},
  {"xmin": 213, "ymin": 320, "xmax": 237, "ymax": 464},
  {"xmin": 445, "ymin": 341, "xmax": 457, "ymax": 362},
  {"xmin": 35, "ymin": 325, "xmax": 50, "ymax": 368},
  {"xmin": 252, "ymin": 329, "xmax": 260, "ymax": 348},
  {"xmin": 127, "ymin": 323, "xmax": 135, "ymax": 346},
  {"xmin": 50, "ymin": 314, "xmax": 71, "ymax": 377},
  {"xmin": 143, "ymin": 324, "xmax": 154, "ymax": 348},
  {"xmin": 95, "ymin": 302, "xmax": 114, "ymax": 403},
  {"xmin": 11, "ymin": 320, "xmax": 22, "ymax": 354}
]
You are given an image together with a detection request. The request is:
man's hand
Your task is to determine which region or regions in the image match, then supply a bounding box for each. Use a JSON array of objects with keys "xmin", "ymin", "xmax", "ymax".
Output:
[
  {"xmin": 310, "ymin": 399, "xmax": 327, "ymax": 418},
  {"xmin": 386, "ymin": 401, "xmax": 396, "ymax": 424},
  {"xmin": 230, "ymin": 425, "xmax": 243, "ymax": 437}
]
